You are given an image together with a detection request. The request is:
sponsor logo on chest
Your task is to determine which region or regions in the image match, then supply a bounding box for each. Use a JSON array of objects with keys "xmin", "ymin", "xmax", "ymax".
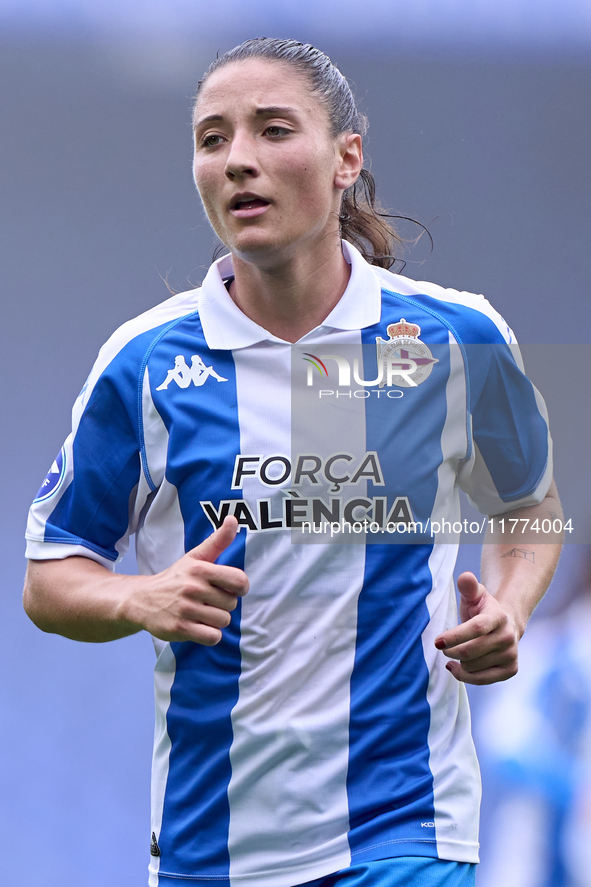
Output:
[{"xmin": 199, "ymin": 452, "xmax": 416, "ymax": 535}]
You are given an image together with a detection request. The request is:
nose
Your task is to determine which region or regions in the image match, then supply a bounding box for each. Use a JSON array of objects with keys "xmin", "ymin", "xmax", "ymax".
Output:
[{"xmin": 224, "ymin": 131, "xmax": 259, "ymax": 180}]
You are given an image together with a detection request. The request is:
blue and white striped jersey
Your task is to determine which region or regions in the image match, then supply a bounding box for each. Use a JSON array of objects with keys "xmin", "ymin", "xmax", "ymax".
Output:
[{"xmin": 26, "ymin": 242, "xmax": 552, "ymax": 887}]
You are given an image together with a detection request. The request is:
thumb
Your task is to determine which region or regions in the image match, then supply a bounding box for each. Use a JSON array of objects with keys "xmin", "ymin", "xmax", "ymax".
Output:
[
  {"xmin": 456, "ymin": 571, "xmax": 486, "ymax": 608},
  {"xmin": 188, "ymin": 516, "xmax": 239, "ymax": 564}
]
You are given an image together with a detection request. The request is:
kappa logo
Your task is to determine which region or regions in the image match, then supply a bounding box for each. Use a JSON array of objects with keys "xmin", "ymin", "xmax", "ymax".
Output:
[{"xmin": 156, "ymin": 354, "xmax": 228, "ymax": 390}]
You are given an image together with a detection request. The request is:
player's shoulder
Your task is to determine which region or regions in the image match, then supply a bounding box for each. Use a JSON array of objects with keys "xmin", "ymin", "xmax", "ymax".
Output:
[
  {"xmin": 89, "ymin": 287, "xmax": 206, "ymax": 374},
  {"xmin": 98, "ymin": 287, "xmax": 203, "ymax": 362},
  {"xmin": 75, "ymin": 287, "xmax": 204, "ymax": 415},
  {"xmin": 373, "ymin": 266, "xmax": 516, "ymax": 344}
]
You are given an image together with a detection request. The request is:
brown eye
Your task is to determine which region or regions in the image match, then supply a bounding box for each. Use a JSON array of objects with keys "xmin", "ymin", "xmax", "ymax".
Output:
[
  {"xmin": 264, "ymin": 125, "xmax": 290, "ymax": 138},
  {"xmin": 201, "ymin": 134, "xmax": 224, "ymax": 148}
]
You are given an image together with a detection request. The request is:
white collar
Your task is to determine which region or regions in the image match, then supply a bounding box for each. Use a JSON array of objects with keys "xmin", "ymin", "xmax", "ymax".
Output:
[{"xmin": 197, "ymin": 240, "xmax": 382, "ymax": 350}]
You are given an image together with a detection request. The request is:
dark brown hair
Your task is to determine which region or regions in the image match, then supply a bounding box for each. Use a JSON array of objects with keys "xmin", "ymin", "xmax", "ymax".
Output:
[{"xmin": 196, "ymin": 37, "xmax": 403, "ymax": 269}]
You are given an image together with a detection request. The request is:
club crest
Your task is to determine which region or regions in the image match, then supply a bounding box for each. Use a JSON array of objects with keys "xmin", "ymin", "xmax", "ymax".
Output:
[{"xmin": 376, "ymin": 319, "xmax": 438, "ymax": 388}]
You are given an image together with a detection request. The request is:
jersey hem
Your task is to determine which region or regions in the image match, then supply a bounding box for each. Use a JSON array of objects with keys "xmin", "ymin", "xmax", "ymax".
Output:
[
  {"xmin": 349, "ymin": 837, "xmax": 478, "ymax": 864},
  {"xmin": 151, "ymin": 839, "xmax": 479, "ymax": 886},
  {"xmin": 26, "ymin": 534, "xmax": 117, "ymax": 561},
  {"xmin": 25, "ymin": 537, "xmax": 118, "ymax": 568},
  {"xmin": 497, "ymin": 455, "xmax": 550, "ymax": 504}
]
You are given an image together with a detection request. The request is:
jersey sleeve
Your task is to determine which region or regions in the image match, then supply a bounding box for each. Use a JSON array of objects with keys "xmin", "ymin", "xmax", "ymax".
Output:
[
  {"xmin": 25, "ymin": 339, "xmax": 148, "ymax": 569},
  {"xmin": 457, "ymin": 340, "xmax": 553, "ymax": 515},
  {"xmin": 25, "ymin": 289, "xmax": 202, "ymax": 568}
]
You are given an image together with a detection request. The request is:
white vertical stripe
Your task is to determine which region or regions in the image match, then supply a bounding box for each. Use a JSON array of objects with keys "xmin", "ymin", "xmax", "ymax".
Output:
[
  {"xmin": 137, "ymin": 369, "xmax": 187, "ymax": 574},
  {"xmin": 142, "ymin": 366, "xmax": 170, "ymax": 489},
  {"xmin": 423, "ymin": 547, "xmax": 481, "ymax": 862},
  {"xmin": 149, "ymin": 643, "xmax": 177, "ymax": 887},
  {"xmin": 142, "ymin": 366, "xmax": 182, "ymax": 885},
  {"xmin": 227, "ymin": 336, "xmax": 367, "ymax": 887},
  {"xmin": 422, "ymin": 335, "xmax": 481, "ymax": 862},
  {"xmin": 430, "ymin": 340, "xmax": 467, "ymax": 545}
]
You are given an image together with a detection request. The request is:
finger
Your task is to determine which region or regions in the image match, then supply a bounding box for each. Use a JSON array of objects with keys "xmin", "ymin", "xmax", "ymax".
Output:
[
  {"xmin": 189, "ymin": 516, "xmax": 239, "ymax": 565},
  {"xmin": 192, "ymin": 561, "xmax": 249, "ymax": 597},
  {"xmin": 458, "ymin": 648, "xmax": 517, "ymax": 673},
  {"xmin": 442, "ymin": 639, "xmax": 508, "ymax": 661},
  {"xmin": 194, "ymin": 627, "xmax": 223, "ymax": 646},
  {"xmin": 441, "ymin": 623, "xmax": 515, "ymax": 661},
  {"xmin": 192, "ymin": 582, "xmax": 243, "ymax": 611},
  {"xmin": 445, "ymin": 660, "xmax": 518, "ymax": 685},
  {"xmin": 155, "ymin": 601, "xmax": 233, "ymax": 642},
  {"xmin": 456, "ymin": 571, "xmax": 486, "ymax": 609},
  {"xmin": 435, "ymin": 612, "xmax": 499, "ymax": 651},
  {"xmin": 190, "ymin": 602, "xmax": 233, "ymax": 630},
  {"xmin": 155, "ymin": 622, "xmax": 224, "ymax": 646},
  {"xmin": 434, "ymin": 574, "xmax": 489, "ymax": 650}
]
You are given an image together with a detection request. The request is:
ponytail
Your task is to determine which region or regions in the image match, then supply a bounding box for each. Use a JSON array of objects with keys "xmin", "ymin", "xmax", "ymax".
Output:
[{"xmin": 340, "ymin": 169, "xmax": 403, "ymax": 270}]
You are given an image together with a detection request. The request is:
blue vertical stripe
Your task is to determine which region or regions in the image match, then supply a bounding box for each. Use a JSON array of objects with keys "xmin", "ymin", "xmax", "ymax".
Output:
[
  {"xmin": 346, "ymin": 544, "xmax": 437, "ymax": 860},
  {"xmin": 345, "ymin": 304, "xmax": 453, "ymax": 860},
  {"xmin": 465, "ymin": 343, "xmax": 550, "ymax": 501}
]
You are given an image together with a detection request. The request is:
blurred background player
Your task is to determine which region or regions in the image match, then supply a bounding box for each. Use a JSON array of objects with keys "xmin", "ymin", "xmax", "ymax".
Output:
[{"xmin": 476, "ymin": 549, "xmax": 591, "ymax": 887}]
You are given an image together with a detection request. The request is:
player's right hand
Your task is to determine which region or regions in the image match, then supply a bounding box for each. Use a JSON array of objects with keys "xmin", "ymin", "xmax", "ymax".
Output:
[{"xmin": 126, "ymin": 516, "xmax": 248, "ymax": 645}]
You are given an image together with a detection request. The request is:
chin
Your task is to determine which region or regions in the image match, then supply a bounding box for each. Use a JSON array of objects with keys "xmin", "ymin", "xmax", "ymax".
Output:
[{"xmin": 229, "ymin": 232, "xmax": 291, "ymax": 264}]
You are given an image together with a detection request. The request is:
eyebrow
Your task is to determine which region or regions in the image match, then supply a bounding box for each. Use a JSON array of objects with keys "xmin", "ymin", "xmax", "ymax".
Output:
[
  {"xmin": 194, "ymin": 106, "xmax": 299, "ymax": 128},
  {"xmin": 254, "ymin": 106, "xmax": 298, "ymax": 117},
  {"xmin": 194, "ymin": 114, "xmax": 224, "ymax": 127}
]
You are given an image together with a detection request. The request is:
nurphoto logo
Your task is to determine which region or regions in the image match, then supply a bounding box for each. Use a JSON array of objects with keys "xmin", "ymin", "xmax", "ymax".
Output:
[{"xmin": 303, "ymin": 320, "xmax": 438, "ymax": 397}]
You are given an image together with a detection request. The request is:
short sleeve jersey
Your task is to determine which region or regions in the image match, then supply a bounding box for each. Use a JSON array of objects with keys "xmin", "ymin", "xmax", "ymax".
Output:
[{"xmin": 26, "ymin": 241, "xmax": 552, "ymax": 887}]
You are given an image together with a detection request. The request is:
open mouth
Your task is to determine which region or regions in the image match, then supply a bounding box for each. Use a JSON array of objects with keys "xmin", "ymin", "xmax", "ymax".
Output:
[{"xmin": 231, "ymin": 196, "xmax": 270, "ymax": 211}]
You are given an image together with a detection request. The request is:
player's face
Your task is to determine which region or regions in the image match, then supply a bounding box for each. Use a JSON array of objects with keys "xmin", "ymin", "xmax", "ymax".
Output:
[{"xmin": 192, "ymin": 59, "xmax": 358, "ymax": 266}]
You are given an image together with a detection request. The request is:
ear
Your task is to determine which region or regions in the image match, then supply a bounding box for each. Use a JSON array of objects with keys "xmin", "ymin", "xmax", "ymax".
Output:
[{"xmin": 334, "ymin": 133, "xmax": 363, "ymax": 192}]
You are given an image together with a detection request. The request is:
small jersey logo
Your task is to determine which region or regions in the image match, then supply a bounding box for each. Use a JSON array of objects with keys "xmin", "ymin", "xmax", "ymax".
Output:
[
  {"xmin": 156, "ymin": 354, "xmax": 228, "ymax": 390},
  {"xmin": 150, "ymin": 832, "xmax": 161, "ymax": 857},
  {"xmin": 34, "ymin": 447, "xmax": 66, "ymax": 502},
  {"xmin": 376, "ymin": 319, "xmax": 438, "ymax": 388}
]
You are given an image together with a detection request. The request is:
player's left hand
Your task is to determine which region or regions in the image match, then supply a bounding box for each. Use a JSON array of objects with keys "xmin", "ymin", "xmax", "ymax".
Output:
[{"xmin": 433, "ymin": 572, "xmax": 520, "ymax": 685}]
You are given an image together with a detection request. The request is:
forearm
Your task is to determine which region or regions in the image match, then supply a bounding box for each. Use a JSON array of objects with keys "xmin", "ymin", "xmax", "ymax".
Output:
[
  {"xmin": 23, "ymin": 518, "xmax": 248, "ymax": 646},
  {"xmin": 23, "ymin": 557, "xmax": 144, "ymax": 642},
  {"xmin": 481, "ymin": 480, "xmax": 563, "ymax": 637}
]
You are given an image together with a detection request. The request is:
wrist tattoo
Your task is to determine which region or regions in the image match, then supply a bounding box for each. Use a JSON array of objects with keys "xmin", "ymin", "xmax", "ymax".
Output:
[{"xmin": 501, "ymin": 548, "xmax": 535, "ymax": 563}]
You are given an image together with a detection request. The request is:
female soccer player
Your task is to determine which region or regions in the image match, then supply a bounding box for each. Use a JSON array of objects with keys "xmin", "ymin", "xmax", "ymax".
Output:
[{"xmin": 24, "ymin": 38, "xmax": 562, "ymax": 887}]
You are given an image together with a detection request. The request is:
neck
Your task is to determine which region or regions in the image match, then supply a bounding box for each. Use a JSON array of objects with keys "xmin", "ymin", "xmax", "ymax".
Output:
[{"xmin": 228, "ymin": 238, "xmax": 351, "ymax": 343}]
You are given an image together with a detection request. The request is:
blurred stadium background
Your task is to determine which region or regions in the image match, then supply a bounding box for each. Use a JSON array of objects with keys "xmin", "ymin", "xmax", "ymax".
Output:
[{"xmin": 1, "ymin": 1, "xmax": 590, "ymax": 884}]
